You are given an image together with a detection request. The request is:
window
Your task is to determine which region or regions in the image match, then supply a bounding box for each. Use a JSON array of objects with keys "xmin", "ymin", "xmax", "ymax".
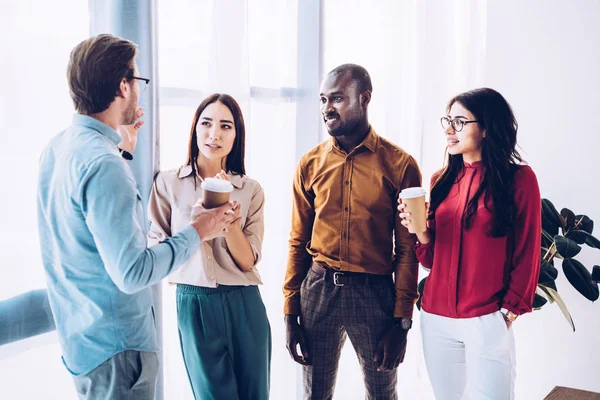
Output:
[
  {"xmin": 158, "ymin": 1, "xmax": 312, "ymax": 398},
  {"xmin": 0, "ymin": 1, "xmax": 90, "ymax": 398}
]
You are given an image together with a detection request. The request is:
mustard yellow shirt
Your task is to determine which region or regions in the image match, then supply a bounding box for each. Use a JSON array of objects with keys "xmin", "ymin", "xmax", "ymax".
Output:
[{"xmin": 283, "ymin": 128, "xmax": 421, "ymax": 318}]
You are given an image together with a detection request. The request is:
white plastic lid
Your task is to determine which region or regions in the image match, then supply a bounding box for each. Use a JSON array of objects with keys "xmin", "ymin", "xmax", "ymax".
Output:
[
  {"xmin": 201, "ymin": 177, "xmax": 234, "ymax": 193},
  {"xmin": 399, "ymin": 187, "xmax": 427, "ymax": 199}
]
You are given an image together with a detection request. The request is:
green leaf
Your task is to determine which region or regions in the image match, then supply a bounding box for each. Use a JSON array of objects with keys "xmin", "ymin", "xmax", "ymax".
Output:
[
  {"xmin": 593, "ymin": 266, "xmax": 600, "ymax": 283},
  {"xmin": 539, "ymin": 247, "xmax": 558, "ymax": 285},
  {"xmin": 539, "ymin": 284, "xmax": 576, "ymax": 332},
  {"xmin": 544, "ymin": 280, "xmax": 557, "ymax": 291},
  {"xmin": 569, "ymin": 230, "xmax": 600, "ymax": 249},
  {"xmin": 532, "ymin": 293, "xmax": 548, "ymax": 309},
  {"xmin": 568, "ymin": 230, "xmax": 589, "ymax": 245},
  {"xmin": 416, "ymin": 277, "xmax": 427, "ymax": 311},
  {"xmin": 562, "ymin": 259, "xmax": 600, "ymax": 301},
  {"xmin": 560, "ymin": 208, "xmax": 575, "ymax": 233},
  {"xmin": 542, "ymin": 217, "xmax": 559, "ymax": 237},
  {"xmin": 554, "ymin": 235, "xmax": 582, "ymax": 258},
  {"xmin": 574, "ymin": 215, "xmax": 594, "ymax": 234},
  {"xmin": 585, "ymin": 234, "xmax": 600, "ymax": 249},
  {"xmin": 542, "ymin": 229, "xmax": 558, "ymax": 248},
  {"xmin": 542, "ymin": 230, "xmax": 554, "ymax": 242},
  {"xmin": 542, "ymin": 199, "xmax": 562, "ymax": 235},
  {"xmin": 537, "ymin": 285, "xmax": 554, "ymax": 304},
  {"xmin": 539, "ymin": 263, "xmax": 558, "ymax": 284},
  {"xmin": 542, "ymin": 247, "xmax": 562, "ymax": 260}
]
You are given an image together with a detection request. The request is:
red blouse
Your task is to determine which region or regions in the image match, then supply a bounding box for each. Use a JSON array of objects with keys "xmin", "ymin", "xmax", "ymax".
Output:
[{"xmin": 416, "ymin": 162, "xmax": 541, "ymax": 318}]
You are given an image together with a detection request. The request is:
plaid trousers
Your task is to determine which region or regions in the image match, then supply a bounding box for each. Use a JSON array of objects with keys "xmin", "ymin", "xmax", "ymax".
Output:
[{"xmin": 300, "ymin": 268, "xmax": 398, "ymax": 400}]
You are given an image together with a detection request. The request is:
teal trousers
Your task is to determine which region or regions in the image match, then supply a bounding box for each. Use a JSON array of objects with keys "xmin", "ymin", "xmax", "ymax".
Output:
[{"xmin": 176, "ymin": 284, "xmax": 272, "ymax": 400}]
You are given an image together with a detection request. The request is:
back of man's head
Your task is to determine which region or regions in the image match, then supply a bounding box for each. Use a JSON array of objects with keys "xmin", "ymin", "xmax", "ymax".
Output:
[
  {"xmin": 67, "ymin": 34, "xmax": 138, "ymax": 115},
  {"xmin": 328, "ymin": 63, "xmax": 373, "ymax": 95}
]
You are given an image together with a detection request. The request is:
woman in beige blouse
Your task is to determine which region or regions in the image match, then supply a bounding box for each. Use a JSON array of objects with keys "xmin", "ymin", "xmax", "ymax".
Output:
[{"xmin": 148, "ymin": 93, "xmax": 271, "ymax": 400}]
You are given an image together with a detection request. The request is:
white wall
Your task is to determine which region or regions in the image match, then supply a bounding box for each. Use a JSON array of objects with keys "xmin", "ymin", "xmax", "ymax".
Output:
[
  {"xmin": 323, "ymin": 1, "xmax": 600, "ymax": 398},
  {"xmin": 484, "ymin": 1, "xmax": 600, "ymax": 398},
  {"xmin": 420, "ymin": 1, "xmax": 600, "ymax": 398},
  {"xmin": 0, "ymin": 1, "xmax": 89, "ymax": 399}
]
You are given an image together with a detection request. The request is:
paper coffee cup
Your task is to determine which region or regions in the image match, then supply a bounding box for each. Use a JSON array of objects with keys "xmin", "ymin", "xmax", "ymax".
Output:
[
  {"xmin": 201, "ymin": 178, "xmax": 234, "ymax": 208},
  {"xmin": 399, "ymin": 187, "xmax": 427, "ymax": 234}
]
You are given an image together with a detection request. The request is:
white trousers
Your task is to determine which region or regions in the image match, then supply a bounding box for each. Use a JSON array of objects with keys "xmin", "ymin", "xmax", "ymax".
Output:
[{"xmin": 421, "ymin": 310, "xmax": 516, "ymax": 400}]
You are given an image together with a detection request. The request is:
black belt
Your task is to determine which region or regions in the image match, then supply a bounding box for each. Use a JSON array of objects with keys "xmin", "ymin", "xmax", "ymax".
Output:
[{"xmin": 311, "ymin": 263, "xmax": 392, "ymax": 287}]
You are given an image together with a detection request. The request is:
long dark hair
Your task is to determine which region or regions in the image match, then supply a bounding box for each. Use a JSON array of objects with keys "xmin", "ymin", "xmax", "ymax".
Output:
[
  {"xmin": 429, "ymin": 88, "xmax": 523, "ymax": 237},
  {"xmin": 184, "ymin": 93, "xmax": 246, "ymax": 186}
]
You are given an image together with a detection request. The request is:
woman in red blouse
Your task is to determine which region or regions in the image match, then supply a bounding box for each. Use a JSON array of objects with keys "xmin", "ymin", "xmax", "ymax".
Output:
[{"xmin": 399, "ymin": 88, "xmax": 541, "ymax": 400}]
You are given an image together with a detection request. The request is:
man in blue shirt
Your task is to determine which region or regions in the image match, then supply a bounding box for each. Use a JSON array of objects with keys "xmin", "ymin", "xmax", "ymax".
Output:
[{"xmin": 37, "ymin": 34, "xmax": 239, "ymax": 399}]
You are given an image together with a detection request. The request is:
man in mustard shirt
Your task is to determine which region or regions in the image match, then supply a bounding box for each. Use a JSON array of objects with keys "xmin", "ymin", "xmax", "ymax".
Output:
[{"xmin": 283, "ymin": 64, "xmax": 421, "ymax": 399}]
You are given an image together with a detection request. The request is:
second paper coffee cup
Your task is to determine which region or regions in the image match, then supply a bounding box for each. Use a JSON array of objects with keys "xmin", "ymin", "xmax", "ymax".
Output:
[
  {"xmin": 399, "ymin": 187, "xmax": 427, "ymax": 234},
  {"xmin": 201, "ymin": 178, "xmax": 234, "ymax": 208}
]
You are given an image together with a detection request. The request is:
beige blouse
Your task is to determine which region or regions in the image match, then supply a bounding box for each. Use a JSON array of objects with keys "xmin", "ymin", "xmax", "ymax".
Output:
[{"xmin": 147, "ymin": 165, "xmax": 264, "ymax": 287}]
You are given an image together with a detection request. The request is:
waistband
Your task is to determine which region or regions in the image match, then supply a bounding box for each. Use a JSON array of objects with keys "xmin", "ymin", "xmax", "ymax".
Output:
[
  {"xmin": 311, "ymin": 263, "xmax": 392, "ymax": 286},
  {"xmin": 176, "ymin": 284, "xmax": 250, "ymax": 295}
]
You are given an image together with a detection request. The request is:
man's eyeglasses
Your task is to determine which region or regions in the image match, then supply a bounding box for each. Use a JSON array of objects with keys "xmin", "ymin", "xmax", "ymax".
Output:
[
  {"xmin": 440, "ymin": 116, "xmax": 479, "ymax": 132},
  {"xmin": 128, "ymin": 76, "xmax": 150, "ymax": 92}
]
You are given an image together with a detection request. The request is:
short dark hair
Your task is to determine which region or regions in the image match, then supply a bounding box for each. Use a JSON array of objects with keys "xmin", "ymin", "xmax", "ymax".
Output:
[
  {"xmin": 67, "ymin": 34, "xmax": 138, "ymax": 115},
  {"xmin": 185, "ymin": 94, "xmax": 246, "ymax": 186},
  {"xmin": 327, "ymin": 63, "xmax": 373, "ymax": 94}
]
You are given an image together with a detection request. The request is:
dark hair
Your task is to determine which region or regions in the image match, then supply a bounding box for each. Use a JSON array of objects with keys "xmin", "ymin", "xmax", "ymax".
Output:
[
  {"xmin": 328, "ymin": 63, "xmax": 373, "ymax": 94},
  {"xmin": 185, "ymin": 94, "xmax": 246, "ymax": 185},
  {"xmin": 67, "ymin": 34, "xmax": 138, "ymax": 115},
  {"xmin": 430, "ymin": 88, "xmax": 523, "ymax": 237}
]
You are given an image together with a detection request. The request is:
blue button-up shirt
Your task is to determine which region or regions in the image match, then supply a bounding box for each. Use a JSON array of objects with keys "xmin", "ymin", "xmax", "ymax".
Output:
[{"xmin": 37, "ymin": 114, "xmax": 200, "ymax": 375}]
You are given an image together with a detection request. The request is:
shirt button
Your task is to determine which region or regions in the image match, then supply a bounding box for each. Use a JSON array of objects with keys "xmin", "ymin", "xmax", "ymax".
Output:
[
  {"xmin": 345, "ymin": 181, "xmax": 350, "ymax": 185},
  {"xmin": 344, "ymin": 207, "xmax": 349, "ymax": 211},
  {"xmin": 342, "ymin": 233, "xmax": 347, "ymax": 238},
  {"xmin": 209, "ymin": 276, "xmax": 215, "ymax": 281},
  {"xmin": 208, "ymin": 256, "xmax": 212, "ymax": 260}
]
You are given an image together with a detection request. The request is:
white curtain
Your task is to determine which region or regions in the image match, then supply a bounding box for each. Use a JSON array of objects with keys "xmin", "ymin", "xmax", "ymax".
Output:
[
  {"xmin": 158, "ymin": 1, "xmax": 304, "ymax": 398},
  {"xmin": 158, "ymin": 1, "xmax": 489, "ymax": 399},
  {"xmin": 0, "ymin": 1, "xmax": 90, "ymax": 398},
  {"xmin": 325, "ymin": 1, "xmax": 600, "ymax": 399},
  {"xmin": 322, "ymin": 2, "xmax": 486, "ymax": 396}
]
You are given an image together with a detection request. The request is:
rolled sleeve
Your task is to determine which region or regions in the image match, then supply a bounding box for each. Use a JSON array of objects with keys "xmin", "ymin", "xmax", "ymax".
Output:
[
  {"xmin": 392, "ymin": 157, "xmax": 422, "ymax": 318},
  {"xmin": 283, "ymin": 160, "xmax": 315, "ymax": 316},
  {"xmin": 148, "ymin": 172, "xmax": 173, "ymax": 247},
  {"xmin": 502, "ymin": 166, "xmax": 542, "ymax": 315},
  {"xmin": 243, "ymin": 184, "xmax": 265, "ymax": 265},
  {"xmin": 415, "ymin": 241, "xmax": 434, "ymax": 270}
]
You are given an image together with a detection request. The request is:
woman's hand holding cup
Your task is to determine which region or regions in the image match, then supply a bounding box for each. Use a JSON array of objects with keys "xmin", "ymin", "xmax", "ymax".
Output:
[
  {"xmin": 398, "ymin": 187, "xmax": 431, "ymax": 244},
  {"xmin": 189, "ymin": 200, "xmax": 240, "ymax": 241},
  {"xmin": 397, "ymin": 201, "xmax": 429, "ymax": 228}
]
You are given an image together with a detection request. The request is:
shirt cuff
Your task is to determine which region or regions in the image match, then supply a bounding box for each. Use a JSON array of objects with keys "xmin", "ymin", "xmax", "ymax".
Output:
[
  {"xmin": 178, "ymin": 225, "xmax": 201, "ymax": 248},
  {"xmin": 394, "ymin": 300, "xmax": 415, "ymax": 319},
  {"xmin": 415, "ymin": 241, "xmax": 432, "ymax": 248},
  {"xmin": 284, "ymin": 298, "xmax": 301, "ymax": 316},
  {"xmin": 500, "ymin": 302, "xmax": 523, "ymax": 316}
]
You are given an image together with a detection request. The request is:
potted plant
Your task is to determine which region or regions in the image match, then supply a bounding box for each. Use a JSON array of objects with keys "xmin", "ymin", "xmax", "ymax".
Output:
[{"xmin": 536, "ymin": 199, "xmax": 599, "ymax": 331}]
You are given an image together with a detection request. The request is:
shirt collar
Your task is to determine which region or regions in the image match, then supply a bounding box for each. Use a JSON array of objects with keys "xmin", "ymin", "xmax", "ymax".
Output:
[
  {"xmin": 177, "ymin": 164, "xmax": 244, "ymax": 188},
  {"xmin": 328, "ymin": 126, "xmax": 378, "ymax": 154},
  {"xmin": 463, "ymin": 160, "xmax": 483, "ymax": 168},
  {"xmin": 72, "ymin": 114, "xmax": 121, "ymax": 146}
]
